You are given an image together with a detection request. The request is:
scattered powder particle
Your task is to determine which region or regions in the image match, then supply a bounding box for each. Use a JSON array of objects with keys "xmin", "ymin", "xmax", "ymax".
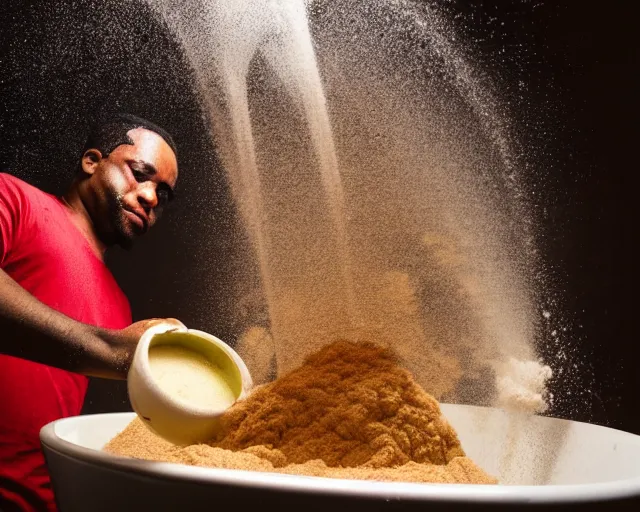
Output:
[
  {"xmin": 106, "ymin": 341, "xmax": 496, "ymax": 484},
  {"xmin": 235, "ymin": 326, "xmax": 276, "ymax": 385},
  {"xmin": 495, "ymin": 357, "xmax": 552, "ymax": 413}
]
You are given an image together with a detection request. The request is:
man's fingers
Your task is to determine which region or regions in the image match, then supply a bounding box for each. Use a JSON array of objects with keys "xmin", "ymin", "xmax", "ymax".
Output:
[
  {"xmin": 123, "ymin": 318, "xmax": 186, "ymax": 341},
  {"xmin": 150, "ymin": 318, "xmax": 186, "ymax": 332},
  {"xmin": 163, "ymin": 318, "xmax": 187, "ymax": 330},
  {"xmin": 142, "ymin": 318, "xmax": 186, "ymax": 331}
]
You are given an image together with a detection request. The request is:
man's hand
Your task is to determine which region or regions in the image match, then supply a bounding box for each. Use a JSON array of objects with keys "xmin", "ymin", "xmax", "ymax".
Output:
[{"xmin": 104, "ymin": 318, "xmax": 186, "ymax": 379}]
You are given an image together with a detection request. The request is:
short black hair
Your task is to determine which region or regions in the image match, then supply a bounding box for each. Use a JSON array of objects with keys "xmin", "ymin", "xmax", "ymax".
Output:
[{"xmin": 82, "ymin": 113, "xmax": 178, "ymax": 159}]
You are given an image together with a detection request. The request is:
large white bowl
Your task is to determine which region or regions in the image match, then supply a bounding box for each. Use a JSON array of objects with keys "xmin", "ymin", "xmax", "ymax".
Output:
[{"xmin": 40, "ymin": 405, "xmax": 640, "ymax": 511}]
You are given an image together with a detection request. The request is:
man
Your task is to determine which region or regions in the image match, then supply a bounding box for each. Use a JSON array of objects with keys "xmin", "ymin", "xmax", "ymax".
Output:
[{"xmin": 0, "ymin": 114, "xmax": 184, "ymax": 511}]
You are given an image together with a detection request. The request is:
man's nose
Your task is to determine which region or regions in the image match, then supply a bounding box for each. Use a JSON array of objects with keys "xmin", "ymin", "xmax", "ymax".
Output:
[{"xmin": 137, "ymin": 183, "xmax": 158, "ymax": 210}]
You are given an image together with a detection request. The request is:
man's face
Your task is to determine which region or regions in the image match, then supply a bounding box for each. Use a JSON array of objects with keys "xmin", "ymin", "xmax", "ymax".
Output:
[{"xmin": 86, "ymin": 127, "xmax": 178, "ymax": 249}]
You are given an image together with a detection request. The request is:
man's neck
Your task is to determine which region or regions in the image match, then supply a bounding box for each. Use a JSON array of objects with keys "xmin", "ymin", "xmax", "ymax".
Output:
[{"xmin": 62, "ymin": 188, "xmax": 107, "ymax": 260}]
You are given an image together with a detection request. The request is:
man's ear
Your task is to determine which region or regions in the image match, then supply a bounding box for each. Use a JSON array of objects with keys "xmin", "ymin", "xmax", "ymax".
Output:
[{"xmin": 80, "ymin": 149, "xmax": 103, "ymax": 176}]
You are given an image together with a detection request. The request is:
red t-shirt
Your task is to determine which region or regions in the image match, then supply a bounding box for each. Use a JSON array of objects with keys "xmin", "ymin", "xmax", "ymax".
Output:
[{"xmin": 0, "ymin": 173, "xmax": 132, "ymax": 511}]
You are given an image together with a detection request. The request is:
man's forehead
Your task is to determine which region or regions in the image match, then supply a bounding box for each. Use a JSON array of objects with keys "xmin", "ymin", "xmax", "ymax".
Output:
[
  {"xmin": 114, "ymin": 127, "xmax": 179, "ymax": 183},
  {"xmin": 127, "ymin": 128, "xmax": 176, "ymax": 160},
  {"xmin": 127, "ymin": 127, "xmax": 169, "ymax": 150}
]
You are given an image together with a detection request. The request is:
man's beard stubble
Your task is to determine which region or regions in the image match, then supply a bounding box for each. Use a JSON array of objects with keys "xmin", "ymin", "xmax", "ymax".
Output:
[{"xmin": 105, "ymin": 191, "xmax": 135, "ymax": 250}]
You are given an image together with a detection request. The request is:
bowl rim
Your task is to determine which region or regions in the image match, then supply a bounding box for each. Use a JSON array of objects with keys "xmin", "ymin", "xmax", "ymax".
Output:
[{"xmin": 40, "ymin": 410, "xmax": 640, "ymax": 504}]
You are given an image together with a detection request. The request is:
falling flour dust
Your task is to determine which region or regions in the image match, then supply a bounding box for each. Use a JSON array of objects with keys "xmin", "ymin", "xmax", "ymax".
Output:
[{"xmin": 145, "ymin": 0, "xmax": 554, "ymax": 414}]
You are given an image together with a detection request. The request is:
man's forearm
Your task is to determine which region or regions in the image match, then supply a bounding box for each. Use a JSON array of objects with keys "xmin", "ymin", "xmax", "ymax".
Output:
[{"xmin": 0, "ymin": 268, "xmax": 124, "ymax": 378}]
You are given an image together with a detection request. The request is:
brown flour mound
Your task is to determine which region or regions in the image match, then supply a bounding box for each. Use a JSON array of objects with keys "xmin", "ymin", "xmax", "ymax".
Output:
[{"xmin": 105, "ymin": 341, "xmax": 496, "ymax": 484}]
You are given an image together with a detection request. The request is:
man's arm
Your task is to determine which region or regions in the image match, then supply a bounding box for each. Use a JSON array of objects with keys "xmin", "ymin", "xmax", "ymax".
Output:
[{"xmin": 0, "ymin": 268, "xmax": 182, "ymax": 379}]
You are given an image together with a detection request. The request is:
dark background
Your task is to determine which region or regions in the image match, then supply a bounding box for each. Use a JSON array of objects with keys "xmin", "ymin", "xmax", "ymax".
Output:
[{"xmin": 0, "ymin": 1, "xmax": 637, "ymax": 432}]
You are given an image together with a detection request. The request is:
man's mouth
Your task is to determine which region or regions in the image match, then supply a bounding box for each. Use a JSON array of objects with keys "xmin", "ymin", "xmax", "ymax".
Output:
[{"xmin": 123, "ymin": 208, "xmax": 149, "ymax": 233}]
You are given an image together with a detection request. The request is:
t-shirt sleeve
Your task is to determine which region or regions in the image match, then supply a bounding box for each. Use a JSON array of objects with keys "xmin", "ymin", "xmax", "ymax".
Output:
[{"xmin": 0, "ymin": 173, "xmax": 26, "ymax": 265}]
